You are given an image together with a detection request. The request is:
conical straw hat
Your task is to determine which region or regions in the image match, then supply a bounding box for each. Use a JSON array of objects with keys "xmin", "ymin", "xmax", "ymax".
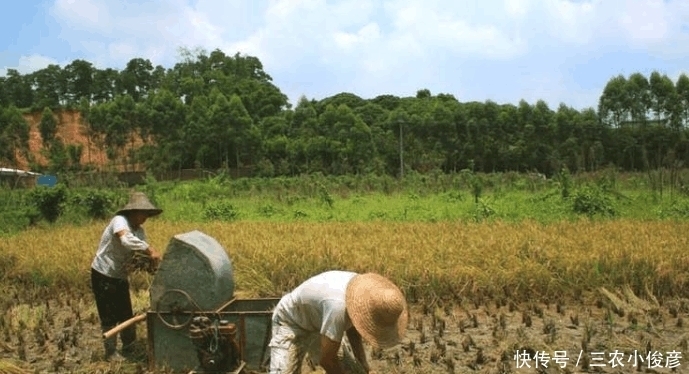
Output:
[
  {"xmin": 116, "ymin": 192, "xmax": 162, "ymax": 217},
  {"xmin": 345, "ymin": 273, "xmax": 408, "ymax": 349}
]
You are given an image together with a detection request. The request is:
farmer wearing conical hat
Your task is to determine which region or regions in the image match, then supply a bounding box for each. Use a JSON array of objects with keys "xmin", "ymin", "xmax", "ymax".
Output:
[
  {"xmin": 90, "ymin": 191, "xmax": 163, "ymax": 362},
  {"xmin": 268, "ymin": 270, "xmax": 408, "ymax": 374}
]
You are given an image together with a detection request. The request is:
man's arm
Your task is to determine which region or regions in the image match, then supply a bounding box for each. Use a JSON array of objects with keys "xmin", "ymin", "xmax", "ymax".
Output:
[
  {"xmin": 319, "ymin": 335, "xmax": 346, "ymax": 374},
  {"xmin": 115, "ymin": 229, "xmax": 160, "ymax": 259},
  {"xmin": 346, "ymin": 327, "xmax": 370, "ymax": 373}
]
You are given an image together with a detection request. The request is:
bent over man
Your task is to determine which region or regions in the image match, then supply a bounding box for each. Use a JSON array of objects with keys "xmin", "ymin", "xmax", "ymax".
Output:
[{"xmin": 268, "ymin": 270, "xmax": 408, "ymax": 374}]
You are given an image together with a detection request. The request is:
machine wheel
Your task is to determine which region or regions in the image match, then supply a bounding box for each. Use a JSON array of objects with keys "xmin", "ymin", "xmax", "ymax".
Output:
[{"xmin": 154, "ymin": 288, "xmax": 202, "ymax": 329}]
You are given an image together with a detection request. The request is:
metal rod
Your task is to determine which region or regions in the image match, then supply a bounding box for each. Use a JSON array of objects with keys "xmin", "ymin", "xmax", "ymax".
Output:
[
  {"xmin": 239, "ymin": 315, "xmax": 247, "ymax": 364},
  {"xmin": 152, "ymin": 310, "xmax": 272, "ymax": 316},
  {"xmin": 259, "ymin": 317, "xmax": 272, "ymax": 370},
  {"xmin": 146, "ymin": 312, "xmax": 155, "ymax": 372},
  {"xmin": 214, "ymin": 297, "xmax": 237, "ymax": 313}
]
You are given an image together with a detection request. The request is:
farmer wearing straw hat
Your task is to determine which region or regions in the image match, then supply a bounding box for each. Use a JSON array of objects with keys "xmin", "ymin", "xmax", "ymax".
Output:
[
  {"xmin": 268, "ymin": 270, "xmax": 408, "ymax": 374},
  {"xmin": 90, "ymin": 191, "xmax": 162, "ymax": 361}
]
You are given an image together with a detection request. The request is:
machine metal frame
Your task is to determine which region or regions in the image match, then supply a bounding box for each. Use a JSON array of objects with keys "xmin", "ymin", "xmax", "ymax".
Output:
[{"xmin": 146, "ymin": 295, "xmax": 281, "ymax": 373}]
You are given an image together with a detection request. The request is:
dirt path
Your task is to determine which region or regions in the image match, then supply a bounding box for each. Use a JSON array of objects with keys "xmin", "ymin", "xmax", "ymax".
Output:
[{"xmin": 2, "ymin": 289, "xmax": 688, "ymax": 374}]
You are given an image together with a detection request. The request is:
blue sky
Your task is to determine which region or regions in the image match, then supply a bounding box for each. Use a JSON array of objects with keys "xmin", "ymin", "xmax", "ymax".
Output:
[{"xmin": 2, "ymin": 0, "xmax": 689, "ymax": 111}]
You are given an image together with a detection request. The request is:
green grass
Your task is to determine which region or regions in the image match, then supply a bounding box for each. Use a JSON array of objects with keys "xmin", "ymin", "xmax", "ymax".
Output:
[
  {"xmin": 155, "ymin": 190, "xmax": 590, "ymax": 223},
  {"xmin": 122, "ymin": 169, "xmax": 689, "ymax": 224},
  {"xmin": 2, "ymin": 169, "xmax": 689, "ymax": 236}
]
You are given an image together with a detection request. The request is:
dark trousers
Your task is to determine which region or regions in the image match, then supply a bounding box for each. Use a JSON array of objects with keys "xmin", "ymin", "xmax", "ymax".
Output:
[{"xmin": 91, "ymin": 267, "xmax": 136, "ymax": 353}]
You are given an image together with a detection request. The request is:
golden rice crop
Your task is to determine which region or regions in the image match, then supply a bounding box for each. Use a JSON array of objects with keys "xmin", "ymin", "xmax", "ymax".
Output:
[
  {"xmin": 0, "ymin": 359, "xmax": 30, "ymax": 374},
  {"xmin": 2, "ymin": 219, "xmax": 689, "ymax": 303}
]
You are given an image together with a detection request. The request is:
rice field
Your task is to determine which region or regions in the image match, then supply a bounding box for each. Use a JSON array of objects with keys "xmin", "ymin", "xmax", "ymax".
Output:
[
  {"xmin": 2, "ymin": 170, "xmax": 689, "ymax": 373},
  {"xmin": 1, "ymin": 217, "xmax": 689, "ymax": 373}
]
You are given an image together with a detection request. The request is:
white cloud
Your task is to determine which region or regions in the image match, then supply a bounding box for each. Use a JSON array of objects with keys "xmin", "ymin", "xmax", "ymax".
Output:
[
  {"xmin": 381, "ymin": 0, "xmax": 527, "ymax": 60},
  {"xmin": 107, "ymin": 43, "xmax": 137, "ymax": 61},
  {"xmin": 618, "ymin": 0, "xmax": 671, "ymax": 46},
  {"xmin": 49, "ymin": 0, "xmax": 232, "ymax": 67},
  {"xmin": 504, "ymin": 0, "xmax": 531, "ymax": 19},
  {"xmin": 543, "ymin": 0, "xmax": 598, "ymax": 45},
  {"xmin": 539, "ymin": 0, "xmax": 689, "ymax": 53},
  {"xmin": 333, "ymin": 23, "xmax": 381, "ymax": 52},
  {"xmin": 0, "ymin": 55, "xmax": 63, "ymax": 76},
  {"xmin": 3, "ymin": 0, "xmax": 689, "ymax": 110},
  {"xmin": 52, "ymin": 0, "xmax": 110, "ymax": 32}
]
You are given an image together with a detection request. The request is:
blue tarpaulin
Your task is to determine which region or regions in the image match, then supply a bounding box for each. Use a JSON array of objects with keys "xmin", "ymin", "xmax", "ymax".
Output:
[{"xmin": 37, "ymin": 175, "xmax": 57, "ymax": 187}]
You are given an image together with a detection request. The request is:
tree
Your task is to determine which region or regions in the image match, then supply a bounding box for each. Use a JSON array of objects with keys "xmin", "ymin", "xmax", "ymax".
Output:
[
  {"xmin": 4, "ymin": 69, "xmax": 33, "ymax": 108},
  {"xmin": 137, "ymin": 88, "xmax": 188, "ymax": 171},
  {"xmin": 119, "ymin": 58, "xmax": 154, "ymax": 101},
  {"xmin": 209, "ymin": 92, "xmax": 255, "ymax": 169},
  {"xmin": 385, "ymin": 108, "xmax": 411, "ymax": 177},
  {"xmin": 0, "ymin": 105, "xmax": 31, "ymax": 168},
  {"xmin": 45, "ymin": 138, "xmax": 70, "ymax": 173},
  {"xmin": 416, "ymin": 89, "xmax": 432, "ymax": 99},
  {"xmin": 3, "ymin": 50, "xmax": 689, "ymax": 177},
  {"xmin": 676, "ymin": 73, "xmax": 689, "ymax": 128},
  {"xmin": 183, "ymin": 94, "xmax": 212, "ymax": 168},
  {"xmin": 63, "ymin": 59, "xmax": 95, "ymax": 105},
  {"xmin": 0, "ymin": 76, "xmax": 8, "ymax": 107},
  {"xmin": 649, "ymin": 71, "xmax": 676, "ymax": 124},
  {"xmin": 598, "ymin": 75, "xmax": 629, "ymax": 128},
  {"xmin": 31, "ymin": 65, "xmax": 66, "ymax": 109},
  {"xmin": 66, "ymin": 143, "xmax": 83, "ymax": 171},
  {"xmin": 626, "ymin": 73, "xmax": 650, "ymax": 125},
  {"xmin": 92, "ymin": 68, "xmax": 120, "ymax": 103},
  {"xmin": 39, "ymin": 107, "xmax": 59, "ymax": 148}
]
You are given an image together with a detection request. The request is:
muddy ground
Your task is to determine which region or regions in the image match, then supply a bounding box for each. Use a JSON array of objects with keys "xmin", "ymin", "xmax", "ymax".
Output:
[{"xmin": 1, "ymin": 287, "xmax": 688, "ymax": 374}]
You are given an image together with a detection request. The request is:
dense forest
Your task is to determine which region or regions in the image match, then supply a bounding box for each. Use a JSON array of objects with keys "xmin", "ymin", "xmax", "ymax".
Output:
[{"xmin": 0, "ymin": 47, "xmax": 687, "ymax": 177}]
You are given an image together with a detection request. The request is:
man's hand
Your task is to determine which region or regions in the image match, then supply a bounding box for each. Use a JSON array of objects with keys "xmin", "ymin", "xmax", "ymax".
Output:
[
  {"xmin": 346, "ymin": 328, "xmax": 370, "ymax": 373},
  {"xmin": 146, "ymin": 248, "xmax": 162, "ymax": 272},
  {"xmin": 148, "ymin": 247, "xmax": 161, "ymax": 261},
  {"xmin": 319, "ymin": 335, "xmax": 346, "ymax": 374}
]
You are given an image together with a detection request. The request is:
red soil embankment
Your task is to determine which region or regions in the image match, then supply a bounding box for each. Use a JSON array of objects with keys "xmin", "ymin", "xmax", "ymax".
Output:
[{"xmin": 16, "ymin": 109, "xmax": 144, "ymax": 172}]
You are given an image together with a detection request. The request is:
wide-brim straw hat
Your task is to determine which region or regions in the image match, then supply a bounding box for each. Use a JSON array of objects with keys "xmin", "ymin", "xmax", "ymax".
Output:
[
  {"xmin": 116, "ymin": 192, "xmax": 163, "ymax": 217},
  {"xmin": 345, "ymin": 273, "xmax": 409, "ymax": 349}
]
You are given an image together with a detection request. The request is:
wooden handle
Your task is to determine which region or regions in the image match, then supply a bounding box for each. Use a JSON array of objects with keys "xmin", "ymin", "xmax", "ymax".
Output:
[{"xmin": 102, "ymin": 313, "xmax": 147, "ymax": 339}]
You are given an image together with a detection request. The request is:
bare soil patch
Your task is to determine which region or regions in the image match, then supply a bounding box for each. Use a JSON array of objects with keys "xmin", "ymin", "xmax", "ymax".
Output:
[
  {"xmin": 17, "ymin": 109, "xmax": 143, "ymax": 171},
  {"xmin": 2, "ymin": 287, "xmax": 688, "ymax": 374}
]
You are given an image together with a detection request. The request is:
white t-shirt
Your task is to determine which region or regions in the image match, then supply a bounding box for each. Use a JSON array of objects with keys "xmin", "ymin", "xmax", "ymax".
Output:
[
  {"xmin": 274, "ymin": 270, "xmax": 358, "ymax": 342},
  {"xmin": 91, "ymin": 215, "xmax": 149, "ymax": 280}
]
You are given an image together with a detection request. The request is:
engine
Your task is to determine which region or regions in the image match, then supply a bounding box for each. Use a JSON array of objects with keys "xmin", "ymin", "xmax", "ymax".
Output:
[{"xmin": 189, "ymin": 316, "xmax": 241, "ymax": 373}]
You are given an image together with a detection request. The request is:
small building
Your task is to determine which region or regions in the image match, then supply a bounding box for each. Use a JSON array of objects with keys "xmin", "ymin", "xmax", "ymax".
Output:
[{"xmin": 0, "ymin": 167, "xmax": 42, "ymax": 188}]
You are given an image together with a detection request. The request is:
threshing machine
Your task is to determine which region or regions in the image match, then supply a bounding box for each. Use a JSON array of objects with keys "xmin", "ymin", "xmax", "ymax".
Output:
[{"xmin": 106, "ymin": 230, "xmax": 280, "ymax": 374}]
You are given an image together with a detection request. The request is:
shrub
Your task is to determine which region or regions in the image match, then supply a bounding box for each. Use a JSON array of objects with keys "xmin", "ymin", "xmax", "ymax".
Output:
[
  {"xmin": 317, "ymin": 182, "xmax": 334, "ymax": 208},
  {"xmin": 139, "ymin": 173, "xmax": 162, "ymax": 207},
  {"xmin": 258, "ymin": 204, "xmax": 280, "ymax": 218},
  {"xmin": 557, "ymin": 167, "xmax": 573, "ymax": 199},
  {"xmin": 473, "ymin": 199, "xmax": 496, "ymax": 222},
  {"xmin": 571, "ymin": 185, "xmax": 616, "ymax": 217},
  {"xmin": 27, "ymin": 184, "xmax": 68, "ymax": 223},
  {"xmin": 203, "ymin": 200, "xmax": 239, "ymax": 221},
  {"xmin": 470, "ymin": 175, "xmax": 483, "ymax": 203},
  {"xmin": 72, "ymin": 189, "xmax": 119, "ymax": 219},
  {"xmin": 0, "ymin": 208, "xmax": 39, "ymax": 234}
]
